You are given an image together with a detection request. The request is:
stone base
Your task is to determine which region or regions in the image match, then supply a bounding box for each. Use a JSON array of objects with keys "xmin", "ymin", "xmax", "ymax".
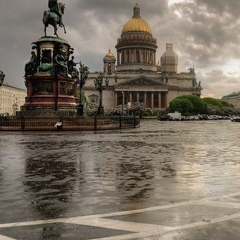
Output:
[{"xmin": 19, "ymin": 108, "xmax": 77, "ymax": 117}]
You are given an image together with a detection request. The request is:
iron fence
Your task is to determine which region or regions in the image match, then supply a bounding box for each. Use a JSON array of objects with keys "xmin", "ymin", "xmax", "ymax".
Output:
[{"xmin": 0, "ymin": 115, "xmax": 140, "ymax": 131}]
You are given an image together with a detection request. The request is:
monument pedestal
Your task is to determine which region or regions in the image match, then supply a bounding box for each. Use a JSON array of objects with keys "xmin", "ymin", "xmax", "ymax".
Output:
[{"xmin": 22, "ymin": 36, "xmax": 79, "ymax": 116}]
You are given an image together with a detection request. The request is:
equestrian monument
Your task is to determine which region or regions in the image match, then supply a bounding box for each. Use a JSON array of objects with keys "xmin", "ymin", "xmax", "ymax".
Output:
[{"xmin": 22, "ymin": 0, "xmax": 79, "ymax": 116}]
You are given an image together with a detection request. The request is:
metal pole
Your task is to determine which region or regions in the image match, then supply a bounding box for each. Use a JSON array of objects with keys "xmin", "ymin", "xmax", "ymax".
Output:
[
  {"xmin": 122, "ymin": 92, "xmax": 124, "ymax": 115},
  {"xmin": 77, "ymin": 63, "xmax": 88, "ymax": 116},
  {"xmin": 55, "ymin": 72, "xmax": 58, "ymax": 111}
]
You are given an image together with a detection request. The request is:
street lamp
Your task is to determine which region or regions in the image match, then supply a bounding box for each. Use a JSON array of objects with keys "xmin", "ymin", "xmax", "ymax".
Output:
[
  {"xmin": 0, "ymin": 70, "xmax": 5, "ymax": 87},
  {"xmin": 77, "ymin": 62, "xmax": 89, "ymax": 116},
  {"xmin": 94, "ymin": 72, "xmax": 109, "ymax": 115},
  {"xmin": 121, "ymin": 91, "xmax": 124, "ymax": 114},
  {"xmin": 12, "ymin": 96, "xmax": 18, "ymax": 116}
]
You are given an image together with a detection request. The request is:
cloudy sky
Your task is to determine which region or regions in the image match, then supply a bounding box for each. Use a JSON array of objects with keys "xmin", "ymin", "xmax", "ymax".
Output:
[{"xmin": 1, "ymin": 0, "xmax": 240, "ymax": 98}]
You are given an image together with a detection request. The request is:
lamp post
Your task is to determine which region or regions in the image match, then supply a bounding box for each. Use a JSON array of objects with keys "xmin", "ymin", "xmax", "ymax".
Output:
[
  {"xmin": 121, "ymin": 91, "xmax": 124, "ymax": 114},
  {"xmin": 94, "ymin": 72, "xmax": 109, "ymax": 115},
  {"xmin": 12, "ymin": 96, "xmax": 18, "ymax": 116},
  {"xmin": 77, "ymin": 62, "xmax": 89, "ymax": 116},
  {"xmin": 0, "ymin": 70, "xmax": 5, "ymax": 87},
  {"xmin": 0, "ymin": 70, "xmax": 5, "ymax": 116}
]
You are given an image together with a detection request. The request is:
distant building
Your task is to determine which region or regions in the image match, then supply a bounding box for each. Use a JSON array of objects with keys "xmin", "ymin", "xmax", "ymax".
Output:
[
  {"xmin": 0, "ymin": 83, "xmax": 26, "ymax": 115},
  {"xmin": 84, "ymin": 4, "xmax": 202, "ymax": 111},
  {"xmin": 222, "ymin": 92, "xmax": 240, "ymax": 109}
]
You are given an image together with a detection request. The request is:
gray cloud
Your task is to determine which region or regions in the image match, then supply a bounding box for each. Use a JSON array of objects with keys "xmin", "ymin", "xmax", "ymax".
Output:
[{"xmin": 0, "ymin": 0, "xmax": 240, "ymax": 99}]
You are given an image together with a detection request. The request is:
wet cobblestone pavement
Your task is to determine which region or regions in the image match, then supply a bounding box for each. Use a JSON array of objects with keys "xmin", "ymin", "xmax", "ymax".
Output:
[{"xmin": 1, "ymin": 120, "xmax": 240, "ymax": 239}]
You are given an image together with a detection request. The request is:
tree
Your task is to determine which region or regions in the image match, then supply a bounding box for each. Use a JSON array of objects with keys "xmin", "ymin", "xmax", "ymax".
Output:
[
  {"xmin": 168, "ymin": 98, "xmax": 193, "ymax": 115},
  {"xmin": 177, "ymin": 95, "xmax": 207, "ymax": 114},
  {"xmin": 202, "ymin": 97, "xmax": 224, "ymax": 108},
  {"xmin": 202, "ymin": 97, "xmax": 238, "ymax": 115}
]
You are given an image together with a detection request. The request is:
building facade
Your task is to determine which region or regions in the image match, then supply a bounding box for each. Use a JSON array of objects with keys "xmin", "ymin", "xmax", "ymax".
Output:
[
  {"xmin": 222, "ymin": 92, "xmax": 240, "ymax": 109},
  {"xmin": 84, "ymin": 4, "xmax": 202, "ymax": 112},
  {"xmin": 0, "ymin": 84, "xmax": 26, "ymax": 116}
]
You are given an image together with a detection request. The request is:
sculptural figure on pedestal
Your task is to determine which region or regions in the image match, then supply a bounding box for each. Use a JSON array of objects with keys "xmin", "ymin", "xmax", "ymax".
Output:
[
  {"xmin": 54, "ymin": 46, "xmax": 68, "ymax": 76},
  {"xmin": 24, "ymin": 51, "xmax": 38, "ymax": 77},
  {"xmin": 43, "ymin": 0, "xmax": 66, "ymax": 37},
  {"xmin": 68, "ymin": 56, "xmax": 79, "ymax": 79}
]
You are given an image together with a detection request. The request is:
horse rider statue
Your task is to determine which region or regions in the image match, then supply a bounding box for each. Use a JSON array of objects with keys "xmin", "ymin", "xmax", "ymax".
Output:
[
  {"xmin": 43, "ymin": 0, "xmax": 66, "ymax": 37},
  {"xmin": 48, "ymin": 0, "xmax": 63, "ymax": 26}
]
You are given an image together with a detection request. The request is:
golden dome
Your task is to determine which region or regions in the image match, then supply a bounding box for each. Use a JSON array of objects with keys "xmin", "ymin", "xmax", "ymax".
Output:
[
  {"xmin": 103, "ymin": 49, "xmax": 116, "ymax": 61},
  {"xmin": 105, "ymin": 50, "xmax": 115, "ymax": 58},
  {"xmin": 122, "ymin": 4, "xmax": 152, "ymax": 34}
]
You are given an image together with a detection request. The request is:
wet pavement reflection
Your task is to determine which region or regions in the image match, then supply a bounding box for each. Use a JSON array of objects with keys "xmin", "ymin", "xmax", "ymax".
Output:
[{"xmin": 1, "ymin": 120, "xmax": 240, "ymax": 239}]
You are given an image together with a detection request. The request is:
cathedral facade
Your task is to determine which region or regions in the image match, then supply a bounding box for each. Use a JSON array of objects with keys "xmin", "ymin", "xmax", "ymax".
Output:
[{"xmin": 84, "ymin": 4, "xmax": 202, "ymax": 112}]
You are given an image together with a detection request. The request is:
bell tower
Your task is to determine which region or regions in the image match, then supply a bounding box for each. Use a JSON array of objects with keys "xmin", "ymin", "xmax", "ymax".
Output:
[
  {"xmin": 160, "ymin": 43, "xmax": 178, "ymax": 74},
  {"xmin": 103, "ymin": 50, "xmax": 116, "ymax": 75}
]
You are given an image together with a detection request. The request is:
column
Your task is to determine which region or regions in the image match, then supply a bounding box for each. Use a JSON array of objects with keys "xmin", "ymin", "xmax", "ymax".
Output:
[
  {"xmin": 151, "ymin": 92, "xmax": 154, "ymax": 109},
  {"xmin": 140, "ymin": 48, "xmax": 143, "ymax": 63},
  {"xmin": 144, "ymin": 92, "xmax": 147, "ymax": 106},
  {"xmin": 137, "ymin": 92, "xmax": 140, "ymax": 102},
  {"xmin": 114, "ymin": 92, "xmax": 118, "ymax": 107},
  {"xmin": 161, "ymin": 92, "xmax": 168, "ymax": 108},
  {"xmin": 121, "ymin": 51, "xmax": 124, "ymax": 64},
  {"xmin": 117, "ymin": 51, "xmax": 120, "ymax": 65},
  {"xmin": 129, "ymin": 92, "xmax": 132, "ymax": 108},
  {"xmin": 165, "ymin": 93, "xmax": 169, "ymax": 108},
  {"xmin": 125, "ymin": 50, "xmax": 128, "ymax": 63},
  {"xmin": 158, "ymin": 92, "xmax": 162, "ymax": 109},
  {"xmin": 129, "ymin": 92, "xmax": 133, "ymax": 103}
]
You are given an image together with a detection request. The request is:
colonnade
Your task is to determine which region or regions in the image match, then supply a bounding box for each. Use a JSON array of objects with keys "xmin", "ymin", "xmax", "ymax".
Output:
[
  {"xmin": 117, "ymin": 48, "xmax": 156, "ymax": 65},
  {"xmin": 115, "ymin": 91, "xmax": 167, "ymax": 109}
]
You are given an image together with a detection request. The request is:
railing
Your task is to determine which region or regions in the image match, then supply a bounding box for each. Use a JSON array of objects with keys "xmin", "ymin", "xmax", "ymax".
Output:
[{"xmin": 0, "ymin": 115, "xmax": 140, "ymax": 131}]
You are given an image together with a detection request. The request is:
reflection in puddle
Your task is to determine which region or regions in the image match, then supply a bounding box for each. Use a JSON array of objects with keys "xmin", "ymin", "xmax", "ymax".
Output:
[{"xmin": 1, "ymin": 120, "xmax": 240, "ymax": 222}]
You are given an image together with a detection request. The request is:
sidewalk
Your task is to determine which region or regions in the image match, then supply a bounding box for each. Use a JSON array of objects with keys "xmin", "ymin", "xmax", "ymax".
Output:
[{"xmin": 1, "ymin": 191, "xmax": 240, "ymax": 240}]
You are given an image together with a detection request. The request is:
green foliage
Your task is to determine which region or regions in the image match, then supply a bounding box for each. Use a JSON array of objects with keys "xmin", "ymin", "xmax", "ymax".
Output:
[
  {"xmin": 85, "ymin": 102, "xmax": 98, "ymax": 116},
  {"xmin": 168, "ymin": 98, "xmax": 194, "ymax": 115},
  {"xmin": 202, "ymin": 97, "xmax": 224, "ymax": 107},
  {"xmin": 167, "ymin": 96, "xmax": 238, "ymax": 116},
  {"xmin": 142, "ymin": 108, "xmax": 153, "ymax": 116},
  {"xmin": 202, "ymin": 97, "xmax": 238, "ymax": 115},
  {"xmin": 176, "ymin": 95, "xmax": 207, "ymax": 114},
  {"xmin": 104, "ymin": 108, "xmax": 121, "ymax": 116},
  {"xmin": 152, "ymin": 108, "xmax": 160, "ymax": 116},
  {"xmin": 78, "ymin": 92, "xmax": 88, "ymax": 105}
]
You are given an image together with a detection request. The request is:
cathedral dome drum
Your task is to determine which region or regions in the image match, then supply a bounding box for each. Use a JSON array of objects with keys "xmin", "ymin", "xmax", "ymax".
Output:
[{"xmin": 116, "ymin": 4, "xmax": 157, "ymax": 72}]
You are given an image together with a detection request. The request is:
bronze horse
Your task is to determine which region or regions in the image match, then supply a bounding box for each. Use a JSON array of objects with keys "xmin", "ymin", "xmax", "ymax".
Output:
[{"xmin": 43, "ymin": 2, "xmax": 66, "ymax": 37}]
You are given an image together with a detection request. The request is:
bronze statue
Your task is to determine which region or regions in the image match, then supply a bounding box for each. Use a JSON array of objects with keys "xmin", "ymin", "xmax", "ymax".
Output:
[
  {"xmin": 0, "ymin": 70, "xmax": 5, "ymax": 87},
  {"xmin": 54, "ymin": 46, "xmax": 68, "ymax": 76},
  {"xmin": 24, "ymin": 51, "xmax": 38, "ymax": 77},
  {"xmin": 48, "ymin": 0, "xmax": 63, "ymax": 26},
  {"xmin": 43, "ymin": 0, "xmax": 66, "ymax": 37},
  {"xmin": 68, "ymin": 56, "xmax": 79, "ymax": 79}
]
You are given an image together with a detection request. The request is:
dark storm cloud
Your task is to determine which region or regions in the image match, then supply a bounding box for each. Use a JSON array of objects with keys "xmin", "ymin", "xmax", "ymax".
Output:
[
  {"xmin": 0, "ymin": 0, "xmax": 240, "ymax": 98},
  {"xmin": 167, "ymin": 0, "xmax": 240, "ymax": 98},
  {"xmin": 170, "ymin": 1, "xmax": 240, "ymax": 67},
  {"xmin": 196, "ymin": 0, "xmax": 240, "ymax": 18}
]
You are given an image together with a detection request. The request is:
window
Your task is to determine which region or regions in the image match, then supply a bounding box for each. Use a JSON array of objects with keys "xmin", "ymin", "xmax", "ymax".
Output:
[{"xmin": 41, "ymin": 49, "xmax": 52, "ymax": 63}]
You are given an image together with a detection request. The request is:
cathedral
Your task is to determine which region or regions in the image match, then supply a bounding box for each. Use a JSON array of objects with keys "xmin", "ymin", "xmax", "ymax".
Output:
[{"xmin": 84, "ymin": 4, "xmax": 202, "ymax": 112}]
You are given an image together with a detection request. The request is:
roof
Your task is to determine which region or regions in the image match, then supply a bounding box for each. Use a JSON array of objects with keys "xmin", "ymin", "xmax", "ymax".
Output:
[{"xmin": 122, "ymin": 4, "xmax": 152, "ymax": 34}]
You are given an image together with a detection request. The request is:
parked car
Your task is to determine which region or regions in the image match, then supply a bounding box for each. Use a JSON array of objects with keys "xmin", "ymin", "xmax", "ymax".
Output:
[{"xmin": 167, "ymin": 112, "xmax": 182, "ymax": 121}]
